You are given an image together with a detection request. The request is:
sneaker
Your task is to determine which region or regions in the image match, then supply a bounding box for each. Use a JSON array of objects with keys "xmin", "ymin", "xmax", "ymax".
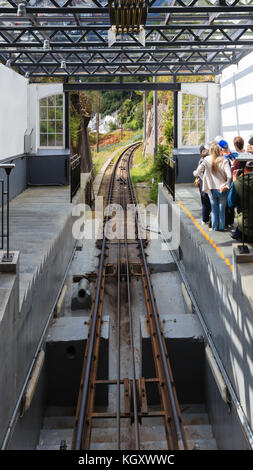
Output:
[{"xmin": 230, "ymin": 232, "xmax": 241, "ymax": 240}]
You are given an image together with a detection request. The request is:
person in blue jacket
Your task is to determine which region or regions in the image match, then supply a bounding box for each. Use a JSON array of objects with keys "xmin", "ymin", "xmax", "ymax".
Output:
[{"xmin": 218, "ymin": 139, "xmax": 237, "ymax": 227}]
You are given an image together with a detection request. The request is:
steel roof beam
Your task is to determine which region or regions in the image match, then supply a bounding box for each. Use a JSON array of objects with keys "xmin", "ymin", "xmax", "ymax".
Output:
[{"xmin": 1, "ymin": 6, "xmax": 253, "ymax": 13}]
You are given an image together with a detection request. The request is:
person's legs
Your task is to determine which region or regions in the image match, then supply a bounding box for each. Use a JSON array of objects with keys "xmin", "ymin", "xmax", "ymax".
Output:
[
  {"xmin": 218, "ymin": 191, "xmax": 228, "ymax": 231},
  {"xmin": 202, "ymin": 193, "xmax": 211, "ymax": 223},
  {"xmin": 209, "ymin": 190, "xmax": 219, "ymax": 230}
]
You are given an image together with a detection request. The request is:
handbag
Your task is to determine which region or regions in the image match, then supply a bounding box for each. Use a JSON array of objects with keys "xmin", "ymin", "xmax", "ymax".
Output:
[{"xmin": 194, "ymin": 177, "xmax": 199, "ymax": 188}]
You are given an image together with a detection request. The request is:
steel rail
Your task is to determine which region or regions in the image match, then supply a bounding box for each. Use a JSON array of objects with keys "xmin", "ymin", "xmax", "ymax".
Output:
[
  {"xmin": 74, "ymin": 148, "xmax": 117, "ymax": 450},
  {"xmin": 73, "ymin": 142, "xmax": 139, "ymax": 450},
  {"xmin": 116, "ymin": 155, "xmax": 122, "ymax": 450},
  {"xmin": 122, "ymin": 145, "xmax": 141, "ymax": 449},
  {"xmin": 126, "ymin": 153, "xmax": 186, "ymax": 450}
]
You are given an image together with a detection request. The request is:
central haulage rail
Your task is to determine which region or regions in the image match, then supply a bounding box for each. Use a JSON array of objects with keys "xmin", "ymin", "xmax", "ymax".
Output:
[{"xmin": 71, "ymin": 143, "xmax": 188, "ymax": 451}]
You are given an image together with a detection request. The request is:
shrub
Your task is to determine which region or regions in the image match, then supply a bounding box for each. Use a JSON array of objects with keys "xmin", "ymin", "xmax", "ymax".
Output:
[
  {"xmin": 150, "ymin": 144, "xmax": 169, "ymax": 202},
  {"xmin": 109, "ymin": 121, "xmax": 118, "ymax": 132}
]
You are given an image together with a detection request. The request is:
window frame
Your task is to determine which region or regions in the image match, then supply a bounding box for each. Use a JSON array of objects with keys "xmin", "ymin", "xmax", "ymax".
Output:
[
  {"xmin": 38, "ymin": 93, "xmax": 65, "ymax": 150},
  {"xmin": 178, "ymin": 92, "xmax": 207, "ymax": 149}
]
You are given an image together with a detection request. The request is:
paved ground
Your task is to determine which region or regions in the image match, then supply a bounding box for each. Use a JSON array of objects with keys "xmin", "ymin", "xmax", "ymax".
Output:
[
  {"xmin": 175, "ymin": 183, "xmax": 240, "ymax": 269},
  {"xmin": 5, "ymin": 186, "xmax": 73, "ymax": 306}
]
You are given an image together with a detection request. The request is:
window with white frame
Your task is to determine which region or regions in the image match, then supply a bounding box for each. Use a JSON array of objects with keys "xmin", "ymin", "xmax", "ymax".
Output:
[
  {"xmin": 181, "ymin": 94, "xmax": 206, "ymax": 147},
  {"xmin": 39, "ymin": 94, "xmax": 64, "ymax": 147}
]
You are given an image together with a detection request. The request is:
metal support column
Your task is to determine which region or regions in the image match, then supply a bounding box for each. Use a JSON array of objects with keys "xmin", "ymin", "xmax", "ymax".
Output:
[
  {"xmin": 173, "ymin": 90, "xmax": 178, "ymax": 149},
  {"xmin": 153, "ymin": 76, "xmax": 158, "ymax": 159},
  {"xmin": 143, "ymin": 91, "xmax": 146, "ymax": 145},
  {"xmin": 64, "ymin": 90, "xmax": 70, "ymax": 149}
]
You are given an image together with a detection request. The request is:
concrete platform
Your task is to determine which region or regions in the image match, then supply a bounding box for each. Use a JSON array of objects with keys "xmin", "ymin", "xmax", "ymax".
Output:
[
  {"xmin": 7, "ymin": 186, "xmax": 76, "ymax": 306},
  {"xmin": 175, "ymin": 183, "xmax": 238, "ymax": 269}
]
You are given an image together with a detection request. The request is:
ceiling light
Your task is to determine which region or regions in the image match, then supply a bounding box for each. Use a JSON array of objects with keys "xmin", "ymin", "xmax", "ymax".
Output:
[
  {"xmin": 17, "ymin": 2, "xmax": 26, "ymax": 17},
  {"xmin": 43, "ymin": 39, "xmax": 51, "ymax": 51}
]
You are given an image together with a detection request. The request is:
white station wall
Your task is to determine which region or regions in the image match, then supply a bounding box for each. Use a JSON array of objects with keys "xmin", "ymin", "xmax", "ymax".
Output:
[
  {"xmin": 221, "ymin": 52, "xmax": 253, "ymax": 149},
  {"xmin": 0, "ymin": 64, "xmax": 28, "ymax": 160}
]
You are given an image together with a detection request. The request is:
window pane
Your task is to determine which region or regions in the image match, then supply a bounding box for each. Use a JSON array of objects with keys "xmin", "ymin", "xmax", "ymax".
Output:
[
  {"xmin": 47, "ymin": 121, "xmax": 55, "ymax": 134},
  {"xmin": 182, "ymin": 94, "xmax": 189, "ymax": 106},
  {"xmin": 56, "ymin": 95, "xmax": 63, "ymax": 106},
  {"xmin": 56, "ymin": 120, "xmax": 63, "ymax": 133},
  {"xmin": 40, "ymin": 121, "xmax": 48, "ymax": 133},
  {"xmin": 40, "ymin": 134, "xmax": 47, "ymax": 146},
  {"xmin": 181, "ymin": 94, "xmax": 206, "ymax": 147},
  {"xmin": 40, "ymin": 107, "xmax": 47, "ymax": 120},
  {"xmin": 55, "ymin": 107, "xmax": 63, "ymax": 121},
  {"xmin": 48, "ymin": 95, "xmax": 55, "ymax": 106},
  {"xmin": 39, "ymin": 94, "xmax": 63, "ymax": 147},
  {"xmin": 48, "ymin": 134, "xmax": 55, "ymax": 146},
  {"xmin": 56, "ymin": 134, "xmax": 63, "ymax": 146},
  {"xmin": 40, "ymin": 97, "xmax": 47, "ymax": 107},
  {"xmin": 48, "ymin": 107, "xmax": 55, "ymax": 120}
]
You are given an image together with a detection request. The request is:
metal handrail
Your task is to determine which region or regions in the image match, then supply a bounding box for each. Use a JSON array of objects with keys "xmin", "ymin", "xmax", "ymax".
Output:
[
  {"xmin": 163, "ymin": 155, "xmax": 176, "ymax": 201},
  {"xmin": 70, "ymin": 153, "xmax": 81, "ymax": 202},
  {"xmin": 0, "ymin": 163, "xmax": 15, "ymax": 262}
]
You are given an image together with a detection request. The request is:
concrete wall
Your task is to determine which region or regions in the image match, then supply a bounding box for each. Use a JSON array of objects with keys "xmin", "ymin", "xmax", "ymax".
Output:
[
  {"xmin": 158, "ymin": 184, "xmax": 252, "ymax": 449},
  {"xmin": 28, "ymin": 151, "xmax": 69, "ymax": 186},
  {"xmin": 0, "ymin": 257, "xmax": 20, "ymax": 447},
  {"xmin": 0, "ymin": 186, "xmax": 87, "ymax": 448},
  {"xmin": 0, "ymin": 155, "xmax": 27, "ymax": 201},
  {"xmin": 221, "ymin": 52, "xmax": 253, "ymax": 147},
  {"xmin": 0, "ymin": 65, "xmax": 28, "ymax": 160}
]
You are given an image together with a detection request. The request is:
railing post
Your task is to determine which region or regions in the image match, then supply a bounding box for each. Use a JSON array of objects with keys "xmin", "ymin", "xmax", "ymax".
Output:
[
  {"xmin": 0, "ymin": 163, "xmax": 15, "ymax": 262},
  {"xmin": 173, "ymin": 90, "xmax": 178, "ymax": 150},
  {"xmin": 162, "ymin": 156, "xmax": 175, "ymax": 202},
  {"xmin": 153, "ymin": 76, "xmax": 158, "ymax": 159},
  {"xmin": 70, "ymin": 154, "xmax": 81, "ymax": 203}
]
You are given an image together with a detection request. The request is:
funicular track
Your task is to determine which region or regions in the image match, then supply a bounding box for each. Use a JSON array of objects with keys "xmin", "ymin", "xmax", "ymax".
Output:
[{"xmin": 71, "ymin": 143, "xmax": 188, "ymax": 451}]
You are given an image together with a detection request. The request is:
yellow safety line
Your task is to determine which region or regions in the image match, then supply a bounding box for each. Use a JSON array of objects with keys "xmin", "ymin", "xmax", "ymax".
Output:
[{"xmin": 177, "ymin": 200, "xmax": 233, "ymax": 273}]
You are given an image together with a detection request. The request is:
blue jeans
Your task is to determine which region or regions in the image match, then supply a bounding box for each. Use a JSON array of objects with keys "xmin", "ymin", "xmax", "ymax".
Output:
[{"xmin": 208, "ymin": 189, "xmax": 228, "ymax": 231}]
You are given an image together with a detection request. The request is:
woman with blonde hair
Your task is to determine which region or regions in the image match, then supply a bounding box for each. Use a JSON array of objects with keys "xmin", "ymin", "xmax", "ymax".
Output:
[{"xmin": 193, "ymin": 142, "xmax": 232, "ymax": 231}]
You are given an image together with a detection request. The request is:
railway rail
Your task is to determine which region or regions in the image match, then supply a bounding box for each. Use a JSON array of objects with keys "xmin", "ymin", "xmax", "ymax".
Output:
[{"xmin": 71, "ymin": 142, "xmax": 188, "ymax": 451}]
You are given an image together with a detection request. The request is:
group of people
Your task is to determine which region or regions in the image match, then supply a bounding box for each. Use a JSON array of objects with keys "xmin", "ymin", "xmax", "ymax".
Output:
[{"xmin": 193, "ymin": 136, "xmax": 253, "ymax": 242}]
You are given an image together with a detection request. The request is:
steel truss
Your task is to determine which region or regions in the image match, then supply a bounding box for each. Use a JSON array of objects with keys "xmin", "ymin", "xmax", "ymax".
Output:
[{"xmin": 0, "ymin": 0, "xmax": 253, "ymax": 79}]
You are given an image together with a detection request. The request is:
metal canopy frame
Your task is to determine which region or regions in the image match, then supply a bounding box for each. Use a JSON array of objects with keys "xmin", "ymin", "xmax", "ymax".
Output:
[{"xmin": 1, "ymin": 1, "xmax": 253, "ymax": 80}]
